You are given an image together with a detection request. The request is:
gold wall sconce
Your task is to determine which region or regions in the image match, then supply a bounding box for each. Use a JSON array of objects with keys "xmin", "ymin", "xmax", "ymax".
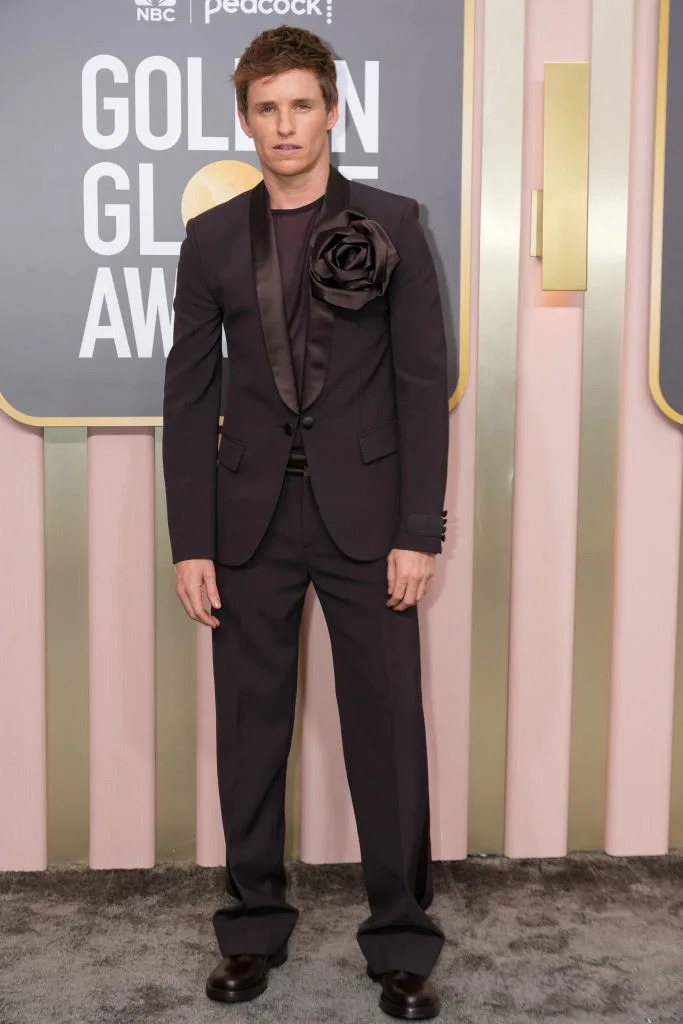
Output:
[{"xmin": 530, "ymin": 62, "xmax": 590, "ymax": 291}]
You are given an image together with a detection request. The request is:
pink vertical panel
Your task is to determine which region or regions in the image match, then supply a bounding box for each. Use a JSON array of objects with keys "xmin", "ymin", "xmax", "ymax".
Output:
[
  {"xmin": 0, "ymin": 412, "xmax": 46, "ymax": 870},
  {"xmin": 196, "ymin": 623, "xmax": 224, "ymax": 866},
  {"xmin": 300, "ymin": 0, "xmax": 483, "ymax": 863},
  {"xmin": 605, "ymin": 0, "xmax": 682, "ymax": 855},
  {"xmin": 504, "ymin": 0, "xmax": 591, "ymax": 858},
  {"xmin": 88, "ymin": 430, "xmax": 156, "ymax": 868}
]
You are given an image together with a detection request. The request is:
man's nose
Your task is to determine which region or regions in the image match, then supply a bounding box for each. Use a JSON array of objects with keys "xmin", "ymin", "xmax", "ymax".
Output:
[{"xmin": 277, "ymin": 112, "xmax": 295, "ymax": 135}]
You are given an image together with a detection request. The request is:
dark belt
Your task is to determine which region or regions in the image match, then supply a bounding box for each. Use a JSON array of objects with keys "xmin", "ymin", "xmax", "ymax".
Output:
[{"xmin": 285, "ymin": 448, "xmax": 309, "ymax": 476}]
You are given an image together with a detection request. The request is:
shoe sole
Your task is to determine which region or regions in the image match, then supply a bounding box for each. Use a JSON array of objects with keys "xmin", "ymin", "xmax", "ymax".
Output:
[
  {"xmin": 205, "ymin": 945, "xmax": 288, "ymax": 1003},
  {"xmin": 367, "ymin": 966, "xmax": 440, "ymax": 1020},
  {"xmin": 377, "ymin": 996, "xmax": 441, "ymax": 1021}
]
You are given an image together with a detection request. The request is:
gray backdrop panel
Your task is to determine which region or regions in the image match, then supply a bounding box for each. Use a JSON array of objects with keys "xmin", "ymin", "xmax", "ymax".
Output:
[
  {"xmin": 0, "ymin": 0, "xmax": 464, "ymax": 421},
  {"xmin": 661, "ymin": 0, "xmax": 683, "ymax": 417}
]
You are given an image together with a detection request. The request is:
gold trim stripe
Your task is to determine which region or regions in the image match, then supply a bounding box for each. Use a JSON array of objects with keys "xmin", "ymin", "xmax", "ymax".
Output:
[
  {"xmin": 568, "ymin": 0, "xmax": 634, "ymax": 851},
  {"xmin": 0, "ymin": 390, "xmax": 163, "ymax": 428}
]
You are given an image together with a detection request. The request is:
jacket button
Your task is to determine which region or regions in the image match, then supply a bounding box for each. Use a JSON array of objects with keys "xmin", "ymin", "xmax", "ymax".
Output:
[
  {"xmin": 302, "ymin": 415, "xmax": 314, "ymax": 429},
  {"xmin": 284, "ymin": 423, "xmax": 295, "ymax": 435}
]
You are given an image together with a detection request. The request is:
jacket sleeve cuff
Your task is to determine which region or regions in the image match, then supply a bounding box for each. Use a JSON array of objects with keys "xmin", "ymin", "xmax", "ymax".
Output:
[
  {"xmin": 170, "ymin": 547, "xmax": 216, "ymax": 566},
  {"xmin": 391, "ymin": 532, "xmax": 443, "ymax": 555},
  {"xmin": 391, "ymin": 509, "xmax": 448, "ymax": 554}
]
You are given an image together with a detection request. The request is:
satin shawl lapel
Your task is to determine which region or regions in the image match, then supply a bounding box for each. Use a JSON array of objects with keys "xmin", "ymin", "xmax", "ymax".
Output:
[
  {"xmin": 300, "ymin": 164, "xmax": 351, "ymax": 412},
  {"xmin": 249, "ymin": 180, "xmax": 299, "ymax": 414}
]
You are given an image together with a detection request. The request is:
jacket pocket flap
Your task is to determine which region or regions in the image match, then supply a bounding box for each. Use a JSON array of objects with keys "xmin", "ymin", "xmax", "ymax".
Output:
[
  {"xmin": 217, "ymin": 437, "xmax": 244, "ymax": 472},
  {"xmin": 358, "ymin": 419, "xmax": 399, "ymax": 464}
]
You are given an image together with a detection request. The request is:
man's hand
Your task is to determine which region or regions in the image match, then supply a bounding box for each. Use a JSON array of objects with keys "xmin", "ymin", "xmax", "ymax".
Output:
[
  {"xmin": 386, "ymin": 548, "xmax": 436, "ymax": 611},
  {"xmin": 174, "ymin": 558, "xmax": 221, "ymax": 628}
]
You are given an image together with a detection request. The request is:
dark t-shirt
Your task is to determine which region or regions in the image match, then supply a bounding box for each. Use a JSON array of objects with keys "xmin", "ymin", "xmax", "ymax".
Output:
[{"xmin": 272, "ymin": 195, "xmax": 324, "ymax": 450}]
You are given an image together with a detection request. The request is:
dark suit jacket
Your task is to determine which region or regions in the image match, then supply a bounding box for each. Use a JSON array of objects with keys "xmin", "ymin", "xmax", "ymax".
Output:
[{"xmin": 162, "ymin": 164, "xmax": 449, "ymax": 567}]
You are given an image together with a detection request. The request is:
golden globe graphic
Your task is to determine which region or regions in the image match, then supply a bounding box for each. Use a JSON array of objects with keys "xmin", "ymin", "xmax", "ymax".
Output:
[{"xmin": 180, "ymin": 160, "xmax": 263, "ymax": 225}]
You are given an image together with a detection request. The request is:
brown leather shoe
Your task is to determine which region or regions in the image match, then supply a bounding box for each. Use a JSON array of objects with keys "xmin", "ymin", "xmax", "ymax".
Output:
[
  {"xmin": 205, "ymin": 943, "xmax": 288, "ymax": 1003},
  {"xmin": 367, "ymin": 965, "xmax": 441, "ymax": 1019}
]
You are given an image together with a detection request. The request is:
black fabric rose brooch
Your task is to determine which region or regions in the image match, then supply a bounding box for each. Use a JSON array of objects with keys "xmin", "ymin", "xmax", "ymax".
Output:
[{"xmin": 309, "ymin": 208, "xmax": 400, "ymax": 311}]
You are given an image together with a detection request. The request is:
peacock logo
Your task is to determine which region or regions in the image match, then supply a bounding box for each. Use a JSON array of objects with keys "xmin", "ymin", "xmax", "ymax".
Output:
[{"xmin": 204, "ymin": 0, "xmax": 333, "ymax": 25}]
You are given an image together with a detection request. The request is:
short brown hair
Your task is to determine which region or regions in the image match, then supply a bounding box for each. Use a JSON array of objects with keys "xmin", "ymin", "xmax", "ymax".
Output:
[{"xmin": 232, "ymin": 25, "xmax": 338, "ymax": 118}]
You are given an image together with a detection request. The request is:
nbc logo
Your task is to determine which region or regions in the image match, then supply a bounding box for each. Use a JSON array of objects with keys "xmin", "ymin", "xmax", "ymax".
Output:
[{"xmin": 135, "ymin": 0, "xmax": 176, "ymax": 22}]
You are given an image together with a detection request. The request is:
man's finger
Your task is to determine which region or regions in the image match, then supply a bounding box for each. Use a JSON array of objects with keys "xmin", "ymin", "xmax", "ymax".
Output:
[
  {"xmin": 387, "ymin": 575, "xmax": 407, "ymax": 608},
  {"xmin": 395, "ymin": 578, "xmax": 419, "ymax": 611},
  {"xmin": 188, "ymin": 582, "xmax": 218, "ymax": 627},
  {"xmin": 204, "ymin": 571, "xmax": 221, "ymax": 610}
]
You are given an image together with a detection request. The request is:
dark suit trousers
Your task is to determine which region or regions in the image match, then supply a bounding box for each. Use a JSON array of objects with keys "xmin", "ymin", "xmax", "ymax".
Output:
[{"xmin": 210, "ymin": 470, "xmax": 445, "ymax": 977}]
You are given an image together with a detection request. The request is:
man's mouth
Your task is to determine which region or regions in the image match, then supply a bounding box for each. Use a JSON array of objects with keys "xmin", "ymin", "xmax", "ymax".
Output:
[{"xmin": 274, "ymin": 144, "xmax": 301, "ymax": 150}]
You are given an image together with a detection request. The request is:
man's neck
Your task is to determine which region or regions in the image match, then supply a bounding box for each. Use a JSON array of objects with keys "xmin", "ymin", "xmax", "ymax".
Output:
[{"xmin": 264, "ymin": 159, "xmax": 330, "ymax": 210}]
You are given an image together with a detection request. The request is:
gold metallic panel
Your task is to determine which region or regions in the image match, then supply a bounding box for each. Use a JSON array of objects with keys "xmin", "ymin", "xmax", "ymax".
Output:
[
  {"xmin": 45, "ymin": 428, "xmax": 89, "ymax": 863},
  {"xmin": 530, "ymin": 189, "xmax": 544, "ymax": 258},
  {"xmin": 468, "ymin": 0, "xmax": 525, "ymax": 854},
  {"xmin": 568, "ymin": 0, "xmax": 634, "ymax": 851},
  {"xmin": 154, "ymin": 427, "xmax": 197, "ymax": 860},
  {"xmin": 541, "ymin": 63, "xmax": 590, "ymax": 291}
]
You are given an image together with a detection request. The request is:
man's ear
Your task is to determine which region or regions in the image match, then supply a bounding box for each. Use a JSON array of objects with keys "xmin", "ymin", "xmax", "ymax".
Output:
[
  {"xmin": 237, "ymin": 108, "xmax": 252, "ymax": 139},
  {"xmin": 326, "ymin": 104, "xmax": 339, "ymax": 133}
]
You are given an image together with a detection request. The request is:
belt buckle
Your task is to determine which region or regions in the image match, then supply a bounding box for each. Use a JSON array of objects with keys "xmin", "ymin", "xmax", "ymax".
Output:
[{"xmin": 287, "ymin": 450, "xmax": 308, "ymax": 476}]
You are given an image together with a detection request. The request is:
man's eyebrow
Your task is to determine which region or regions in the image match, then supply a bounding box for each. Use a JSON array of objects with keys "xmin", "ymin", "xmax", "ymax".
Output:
[{"xmin": 254, "ymin": 97, "xmax": 317, "ymax": 107}]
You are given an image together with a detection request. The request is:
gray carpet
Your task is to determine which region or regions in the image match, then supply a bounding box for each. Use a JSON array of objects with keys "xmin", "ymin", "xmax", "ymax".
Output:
[{"xmin": 1, "ymin": 854, "xmax": 682, "ymax": 1023}]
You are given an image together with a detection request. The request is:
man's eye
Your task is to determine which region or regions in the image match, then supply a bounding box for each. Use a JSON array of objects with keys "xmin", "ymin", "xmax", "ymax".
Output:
[{"xmin": 297, "ymin": 103, "xmax": 311, "ymax": 110}]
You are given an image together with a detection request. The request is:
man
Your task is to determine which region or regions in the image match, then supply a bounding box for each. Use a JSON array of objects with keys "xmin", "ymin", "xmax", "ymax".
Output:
[{"xmin": 162, "ymin": 24, "xmax": 449, "ymax": 1021}]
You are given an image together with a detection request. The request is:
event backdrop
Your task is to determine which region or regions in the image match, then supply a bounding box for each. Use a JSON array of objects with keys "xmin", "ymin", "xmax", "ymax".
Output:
[
  {"xmin": 6, "ymin": 0, "xmax": 683, "ymax": 875},
  {"xmin": 0, "ymin": 0, "xmax": 465, "ymax": 424}
]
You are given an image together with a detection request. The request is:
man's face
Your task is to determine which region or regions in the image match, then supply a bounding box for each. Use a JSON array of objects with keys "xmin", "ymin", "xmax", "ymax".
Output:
[{"xmin": 238, "ymin": 68, "xmax": 338, "ymax": 180}]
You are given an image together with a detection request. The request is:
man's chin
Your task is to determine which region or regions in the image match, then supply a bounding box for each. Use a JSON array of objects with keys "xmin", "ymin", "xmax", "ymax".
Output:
[{"xmin": 266, "ymin": 156, "xmax": 309, "ymax": 175}]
